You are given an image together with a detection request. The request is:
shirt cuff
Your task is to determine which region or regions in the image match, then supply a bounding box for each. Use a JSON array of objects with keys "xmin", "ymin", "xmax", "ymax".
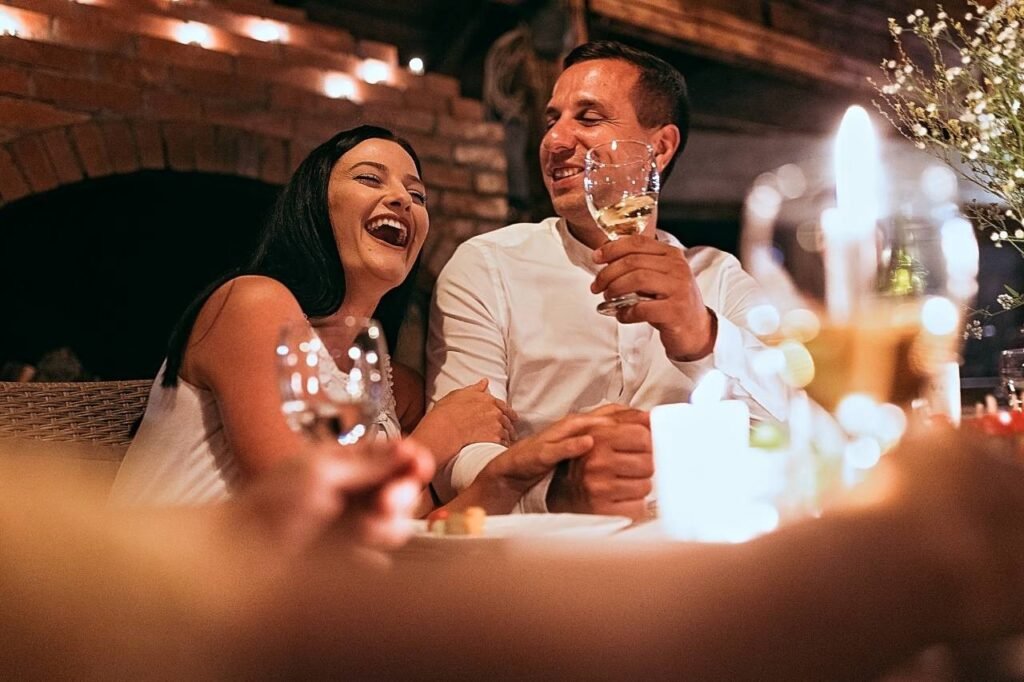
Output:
[
  {"xmin": 433, "ymin": 442, "xmax": 506, "ymax": 503},
  {"xmin": 668, "ymin": 310, "xmax": 745, "ymax": 376},
  {"xmin": 514, "ymin": 470, "xmax": 554, "ymax": 513}
]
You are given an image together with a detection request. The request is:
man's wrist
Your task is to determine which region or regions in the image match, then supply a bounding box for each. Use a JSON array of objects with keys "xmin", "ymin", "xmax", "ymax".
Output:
[{"xmin": 672, "ymin": 307, "xmax": 718, "ymax": 363}]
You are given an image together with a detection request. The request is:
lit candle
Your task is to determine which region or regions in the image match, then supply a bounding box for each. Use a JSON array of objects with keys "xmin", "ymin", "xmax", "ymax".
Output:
[
  {"xmin": 826, "ymin": 105, "xmax": 883, "ymax": 322},
  {"xmin": 651, "ymin": 371, "xmax": 780, "ymax": 543}
]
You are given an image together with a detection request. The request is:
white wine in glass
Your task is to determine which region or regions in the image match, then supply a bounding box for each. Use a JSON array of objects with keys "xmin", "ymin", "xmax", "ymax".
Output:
[
  {"xmin": 593, "ymin": 191, "xmax": 658, "ymax": 239},
  {"xmin": 584, "ymin": 139, "xmax": 661, "ymax": 315}
]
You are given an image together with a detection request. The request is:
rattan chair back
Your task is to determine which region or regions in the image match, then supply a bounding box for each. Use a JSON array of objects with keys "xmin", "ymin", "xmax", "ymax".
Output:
[{"xmin": 0, "ymin": 381, "xmax": 152, "ymax": 447}]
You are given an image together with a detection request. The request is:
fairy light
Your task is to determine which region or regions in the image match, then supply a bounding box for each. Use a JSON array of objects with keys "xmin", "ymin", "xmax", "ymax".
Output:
[
  {"xmin": 357, "ymin": 59, "xmax": 391, "ymax": 85},
  {"xmin": 408, "ymin": 57, "xmax": 425, "ymax": 75},
  {"xmin": 175, "ymin": 21, "xmax": 213, "ymax": 48},
  {"xmin": 247, "ymin": 19, "xmax": 286, "ymax": 43},
  {"xmin": 323, "ymin": 73, "xmax": 357, "ymax": 100},
  {"xmin": 0, "ymin": 10, "xmax": 22, "ymax": 37}
]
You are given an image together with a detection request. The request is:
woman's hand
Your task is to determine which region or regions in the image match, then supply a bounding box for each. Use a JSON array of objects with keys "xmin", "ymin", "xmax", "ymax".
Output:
[
  {"xmin": 451, "ymin": 413, "xmax": 613, "ymax": 513},
  {"xmin": 412, "ymin": 379, "xmax": 517, "ymax": 464}
]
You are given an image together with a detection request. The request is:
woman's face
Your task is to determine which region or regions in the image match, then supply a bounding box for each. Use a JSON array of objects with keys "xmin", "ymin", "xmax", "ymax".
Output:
[{"xmin": 328, "ymin": 138, "xmax": 429, "ymax": 291}]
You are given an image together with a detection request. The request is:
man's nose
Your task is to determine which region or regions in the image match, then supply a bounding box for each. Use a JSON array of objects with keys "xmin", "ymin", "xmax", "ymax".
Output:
[{"xmin": 542, "ymin": 119, "xmax": 574, "ymax": 155}]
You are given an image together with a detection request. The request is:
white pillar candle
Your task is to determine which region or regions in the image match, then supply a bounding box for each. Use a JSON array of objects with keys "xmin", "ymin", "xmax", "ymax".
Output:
[{"xmin": 652, "ymin": 398, "xmax": 775, "ymax": 543}]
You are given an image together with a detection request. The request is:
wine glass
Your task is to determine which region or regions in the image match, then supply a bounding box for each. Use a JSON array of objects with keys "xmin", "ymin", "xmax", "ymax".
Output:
[
  {"xmin": 276, "ymin": 317, "xmax": 388, "ymax": 446},
  {"xmin": 583, "ymin": 139, "xmax": 661, "ymax": 315},
  {"xmin": 741, "ymin": 123, "xmax": 978, "ymax": 502}
]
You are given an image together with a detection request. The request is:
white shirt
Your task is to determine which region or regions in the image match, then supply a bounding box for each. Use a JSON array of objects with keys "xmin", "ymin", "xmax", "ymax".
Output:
[{"xmin": 426, "ymin": 217, "xmax": 785, "ymax": 512}]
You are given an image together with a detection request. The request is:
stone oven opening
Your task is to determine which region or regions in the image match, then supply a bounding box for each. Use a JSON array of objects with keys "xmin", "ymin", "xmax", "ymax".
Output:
[{"xmin": 0, "ymin": 171, "xmax": 279, "ymax": 380}]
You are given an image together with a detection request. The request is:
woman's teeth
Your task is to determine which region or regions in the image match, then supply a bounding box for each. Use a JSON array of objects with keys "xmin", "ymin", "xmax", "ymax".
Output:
[{"xmin": 365, "ymin": 218, "xmax": 409, "ymax": 247}]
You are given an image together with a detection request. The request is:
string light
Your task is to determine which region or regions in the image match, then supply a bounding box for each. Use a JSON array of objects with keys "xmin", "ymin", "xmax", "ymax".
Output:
[
  {"xmin": 247, "ymin": 19, "xmax": 286, "ymax": 43},
  {"xmin": 174, "ymin": 21, "xmax": 213, "ymax": 48},
  {"xmin": 0, "ymin": 10, "xmax": 22, "ymax": 37},
  {"xmin": 323, "ymin": 73, "xmax": 356, "ymax": 100},
  {"xmin": 357, "ymin": 59, "xmax": 390, "ymax": 85},
  {"xmin": 408, "ymin": 57, "xmax": 424, "ymax": 75}
]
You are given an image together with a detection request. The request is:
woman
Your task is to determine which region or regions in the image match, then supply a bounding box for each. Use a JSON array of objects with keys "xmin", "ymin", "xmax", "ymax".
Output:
[{"xmin": 111, "ymin": 125, "xmax": 598, "ymax": 510}]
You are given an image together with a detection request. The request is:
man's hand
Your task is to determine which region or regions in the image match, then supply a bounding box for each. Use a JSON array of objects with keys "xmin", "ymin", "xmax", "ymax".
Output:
[
  {"xmin": 591, "ymin": 235, "xmax": 716, "ymax": 361},
  {"xmin": 547, "ymin": 405, "xmax": 653, "ymax": 520}
]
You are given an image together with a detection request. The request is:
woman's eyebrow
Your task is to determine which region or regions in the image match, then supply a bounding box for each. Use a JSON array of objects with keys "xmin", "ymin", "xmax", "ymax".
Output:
[{"xmin": 349, "ymin": 160, "xmax": 389, "ymax": 173}]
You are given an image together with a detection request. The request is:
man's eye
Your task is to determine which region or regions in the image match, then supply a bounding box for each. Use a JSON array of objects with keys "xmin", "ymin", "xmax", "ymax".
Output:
[{"xmin": 580, "ymin": 115, "xmax": 603, "ymax": 125}]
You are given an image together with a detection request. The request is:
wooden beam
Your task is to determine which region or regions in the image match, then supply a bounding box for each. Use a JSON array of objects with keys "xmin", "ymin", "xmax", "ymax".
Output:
[{"xmin": 589, "ymin": 0, "xmax": 878, "ymax": 91}]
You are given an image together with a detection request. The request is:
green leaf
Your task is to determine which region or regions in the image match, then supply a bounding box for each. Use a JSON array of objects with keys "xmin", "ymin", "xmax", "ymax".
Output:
[{"xmin": 1005, "ymin": 285, "xmax": 1020, "ymax": 297}]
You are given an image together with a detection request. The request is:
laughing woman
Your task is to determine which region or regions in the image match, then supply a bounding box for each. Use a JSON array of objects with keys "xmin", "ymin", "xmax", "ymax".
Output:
[{"xmin": 111, "ymin": 126, "xmax": 593, "ymax": 511}]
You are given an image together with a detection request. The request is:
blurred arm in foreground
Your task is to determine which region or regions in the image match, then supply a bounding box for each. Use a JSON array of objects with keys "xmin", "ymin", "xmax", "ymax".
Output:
[{"xmin": 3, "ymin": 428, "xmax": 1024, "ymax": 681}]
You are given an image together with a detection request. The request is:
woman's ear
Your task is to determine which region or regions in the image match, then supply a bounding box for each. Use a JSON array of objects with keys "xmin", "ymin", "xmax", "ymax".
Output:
[{"xmin": 651, "ymin": 124, "xmax": 681, "ymax": 175}]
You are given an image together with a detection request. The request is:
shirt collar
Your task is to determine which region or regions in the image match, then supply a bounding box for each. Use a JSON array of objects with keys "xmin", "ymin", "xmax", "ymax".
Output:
[{"xmin": 555, "ymin": 216, "xmax": 603, "ymax": 274}]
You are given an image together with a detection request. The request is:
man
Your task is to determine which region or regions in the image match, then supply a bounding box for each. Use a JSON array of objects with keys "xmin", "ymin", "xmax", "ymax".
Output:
[{"xmin": 427, "ymin": 41, "xmax": 785, "ymax": 517}]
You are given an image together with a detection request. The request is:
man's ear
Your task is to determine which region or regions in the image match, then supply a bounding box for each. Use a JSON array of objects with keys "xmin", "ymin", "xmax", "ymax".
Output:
[{"xmin": 651, "ymin": 124, "xmax": 681, "ymax": 175}]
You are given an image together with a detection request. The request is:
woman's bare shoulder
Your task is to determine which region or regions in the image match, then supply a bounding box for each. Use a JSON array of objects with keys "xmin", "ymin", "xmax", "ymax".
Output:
[{"xmin": 184, "ymin": 276, "xmax": 304, "ymax": 386}]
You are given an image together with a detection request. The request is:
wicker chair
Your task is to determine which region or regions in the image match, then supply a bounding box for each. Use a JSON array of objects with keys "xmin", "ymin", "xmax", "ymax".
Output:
[{"xmin": 0, "ymin": 381, "xmax": 152, "ymax": 447}]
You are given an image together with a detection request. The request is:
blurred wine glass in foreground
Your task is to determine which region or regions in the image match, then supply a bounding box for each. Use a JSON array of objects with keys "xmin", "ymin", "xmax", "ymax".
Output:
[
  {"xmin": 277, "ymin": 317, "xmax": 387, "ymax": 446},
  {"xmin": 741, "ymin": 106, "xmax": 978, "ymax": 491}
]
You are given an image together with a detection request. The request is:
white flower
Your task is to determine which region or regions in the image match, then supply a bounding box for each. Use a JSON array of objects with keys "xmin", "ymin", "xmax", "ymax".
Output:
[
  {"xmin": 907, "ymin": 13, "xmax": 916, "ymax": 23},
  {"xmin": 913, "ymin": 124, "xmax": 928, "ymax": 136},
  {"xmin": 998, "ymin": 293, "xmax": 1015, "ymax": 309}
]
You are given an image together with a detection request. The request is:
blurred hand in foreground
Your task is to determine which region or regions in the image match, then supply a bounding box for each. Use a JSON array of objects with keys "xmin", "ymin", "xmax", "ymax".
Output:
[{"xmin": 228, "ymin": 438, "xmax": 434, "ymax": 558}]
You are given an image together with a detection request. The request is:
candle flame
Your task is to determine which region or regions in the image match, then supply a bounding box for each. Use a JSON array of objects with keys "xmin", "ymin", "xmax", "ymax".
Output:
[{"xmin": 834, "ymin": 105, "xmax": 882, "ymax": 237}]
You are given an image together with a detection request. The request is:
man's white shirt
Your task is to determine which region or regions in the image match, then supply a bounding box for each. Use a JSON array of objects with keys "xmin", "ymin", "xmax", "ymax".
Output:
[{"xmin": 426, "ymin": 216, "xmax": 786, "ymax": 512}]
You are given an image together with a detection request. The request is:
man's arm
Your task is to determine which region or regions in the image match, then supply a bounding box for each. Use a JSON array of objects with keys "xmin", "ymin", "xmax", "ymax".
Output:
[
  {"xmin": 593, "ymin": 240, "xmax": 787, "ymax": 421},
  {"xmin": 670, "ymin": 252, "xmax": 788, "ymax": 421},
  {"xmin": 425, "ymin": 241, "xmax": 511, "ymax": 503}
]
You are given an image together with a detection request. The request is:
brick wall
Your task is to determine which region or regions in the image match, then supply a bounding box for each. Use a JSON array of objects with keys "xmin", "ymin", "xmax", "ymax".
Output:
[{"xmin": 0, "ymin": 0, "xmax": 508, "ymax": 280}]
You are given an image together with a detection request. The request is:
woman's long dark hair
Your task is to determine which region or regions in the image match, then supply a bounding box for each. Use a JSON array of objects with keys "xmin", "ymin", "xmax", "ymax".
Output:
[{"xmin": 162, "ymin": 125, "xmax": 423, "ymax": 387}]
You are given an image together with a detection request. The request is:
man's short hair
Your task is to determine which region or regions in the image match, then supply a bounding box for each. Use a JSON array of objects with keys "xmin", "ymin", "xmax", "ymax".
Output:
[{"xmin": 563, "ymin": 40, "xmax": 690, "ymax": 180}]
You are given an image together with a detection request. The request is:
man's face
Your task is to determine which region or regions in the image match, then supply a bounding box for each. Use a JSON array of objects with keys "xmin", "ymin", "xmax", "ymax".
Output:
[{"xmin": 540, "ymin": 59, "xmax": 657, "ymax": 229}]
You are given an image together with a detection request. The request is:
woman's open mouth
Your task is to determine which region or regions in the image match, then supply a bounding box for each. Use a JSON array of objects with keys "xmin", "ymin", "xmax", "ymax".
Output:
[{"xmin": 365, "ymin": 216, "xmax": 410, "ymax": 248}]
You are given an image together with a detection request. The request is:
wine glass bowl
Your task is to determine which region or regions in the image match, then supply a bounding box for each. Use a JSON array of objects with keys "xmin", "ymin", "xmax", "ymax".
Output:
[
  {"xmin": 741, "ymin": 153, "xmax": 978, "ymax": 504},
  {"xmin": 583, "ymin": 139, "xmax": 661, "ymax": 315},
  {"xmin": 742, "ymin": 160, "xmax": 975, "ymax": 413},
  {"xmin": 276, "ymin": 317, "xmax": 387, "ymax": 446}
]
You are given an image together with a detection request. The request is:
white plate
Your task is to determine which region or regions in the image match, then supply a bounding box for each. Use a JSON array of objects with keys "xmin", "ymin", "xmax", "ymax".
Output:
[{"xmin": 410, "ymin": 513, "xmax": 632, "ymax": 541}]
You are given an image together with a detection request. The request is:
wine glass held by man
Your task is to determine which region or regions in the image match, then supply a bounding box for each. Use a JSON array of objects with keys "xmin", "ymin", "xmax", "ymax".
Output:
[{"xmin": 110, "ymin": 126, "xmax": 535, "ymax": 509}]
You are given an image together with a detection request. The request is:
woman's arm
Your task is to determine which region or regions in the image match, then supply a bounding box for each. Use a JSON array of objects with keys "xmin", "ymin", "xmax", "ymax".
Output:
[
  {"xmin": 182, "ymin": 275, "xmax": 310, "ymax": 477},
  {"xmin": 391, "ymin": 361, "xmax": 426, "ymax": 435}
]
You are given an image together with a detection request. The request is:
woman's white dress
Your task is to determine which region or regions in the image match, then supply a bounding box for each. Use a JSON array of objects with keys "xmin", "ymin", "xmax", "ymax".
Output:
[{"xmin": 109, "ymin": 345, "xmax": 400, "ymax": 506}]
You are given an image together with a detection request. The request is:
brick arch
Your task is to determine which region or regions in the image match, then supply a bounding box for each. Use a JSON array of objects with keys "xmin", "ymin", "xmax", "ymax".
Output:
[{"xmin": 0, "ymin": 120, "xmax": 300, "ymax": 205}]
